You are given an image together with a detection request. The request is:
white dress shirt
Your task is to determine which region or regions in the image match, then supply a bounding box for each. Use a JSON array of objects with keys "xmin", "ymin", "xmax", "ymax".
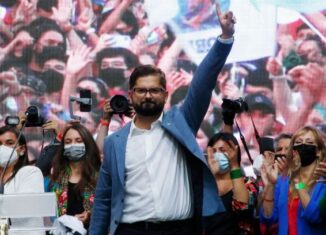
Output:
[{"xmin": 121, "ymin": 114, "xmax": 193, "ymax": 223}]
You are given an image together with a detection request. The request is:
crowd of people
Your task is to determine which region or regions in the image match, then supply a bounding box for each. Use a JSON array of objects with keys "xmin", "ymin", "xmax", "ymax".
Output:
[{"xmin": 0, "ymin": 0, "xmax": 325, "ymax": 234}]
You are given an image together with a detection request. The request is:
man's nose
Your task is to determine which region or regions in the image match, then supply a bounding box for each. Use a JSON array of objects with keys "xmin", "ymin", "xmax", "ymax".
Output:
[{"xmin": 144, "ymin": 91, "xmax": 152, "ymax": 98}]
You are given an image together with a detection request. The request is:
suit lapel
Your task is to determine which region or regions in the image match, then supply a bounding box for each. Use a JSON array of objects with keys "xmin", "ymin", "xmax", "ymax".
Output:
[
  {"xmin": 162, "ymin": 113, "xmax": 208, "ymax": 166},
  {"xmin": 113, "ymin": 123, "xmax": 131, "ymax": 185}
]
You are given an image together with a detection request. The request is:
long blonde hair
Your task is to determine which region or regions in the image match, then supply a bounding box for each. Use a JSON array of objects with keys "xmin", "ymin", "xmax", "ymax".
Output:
[{"xmin": 288, "ymin": 126, "xmax": 326, "ymax": 196}]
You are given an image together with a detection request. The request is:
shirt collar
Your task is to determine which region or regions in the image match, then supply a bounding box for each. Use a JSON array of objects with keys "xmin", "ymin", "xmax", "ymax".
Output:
[{"xmin": 129, "ymin": 113, "xmax": 163, "ymax": 137}]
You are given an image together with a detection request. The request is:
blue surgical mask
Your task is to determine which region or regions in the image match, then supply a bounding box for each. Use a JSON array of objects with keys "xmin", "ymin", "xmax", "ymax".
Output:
[
  {"xmin": 213, "ymin": 152, "xmax": 230, "ymax": 174},
  {"xmin": 64, "ymin": 143, "xmax": 86, "ymax": 161}
]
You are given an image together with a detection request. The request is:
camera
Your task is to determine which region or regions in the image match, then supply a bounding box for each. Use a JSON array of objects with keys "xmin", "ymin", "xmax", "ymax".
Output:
[
  {"xmin": 222, "ymin": 98, "xmax": 248, "ymax": 114},
  {"xmin": 4, "ymin": 116, "xmax": 20, "ymax": 127},
  {"xmin": 25, "ymin": 105, "xmax": 46, "ymax": 127},
  {"xmin": 110, "ymin": 95, "xmax": 130, "ymax": 115}
]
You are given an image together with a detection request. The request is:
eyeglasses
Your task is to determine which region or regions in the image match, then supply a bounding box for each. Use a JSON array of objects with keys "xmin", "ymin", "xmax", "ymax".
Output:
[{"xmin": 132, "ymin": 87, "xmax": 166, "ymax": 96}]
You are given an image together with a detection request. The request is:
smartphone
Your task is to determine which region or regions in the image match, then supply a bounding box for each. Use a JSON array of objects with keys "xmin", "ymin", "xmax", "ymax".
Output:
[{"xmin": 79, "ymin": 89, "xmax": 92, "ymax": 112}]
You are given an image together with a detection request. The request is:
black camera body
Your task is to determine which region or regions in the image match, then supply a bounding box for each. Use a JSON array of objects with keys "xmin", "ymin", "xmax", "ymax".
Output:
[
  {"xmin": 25, "ymin": 105, "xmax": 46, "ymax": 127},
  {"xmin": 222, "ymin": 98, "xmax": 248, "ymax": 114},
  {"xmin": 110, "ymin": 95, "xmax": 130, "ymax": 115}
]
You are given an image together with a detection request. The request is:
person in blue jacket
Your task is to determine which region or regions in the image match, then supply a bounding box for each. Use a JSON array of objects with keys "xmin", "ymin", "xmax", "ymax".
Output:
[
  {"xmin": 89, "ymin": 2, "xmax": 235, "ymax": 235},
  {"xmin": 260, "ymin": 126, "xmax": 326, "ymax": 235}
]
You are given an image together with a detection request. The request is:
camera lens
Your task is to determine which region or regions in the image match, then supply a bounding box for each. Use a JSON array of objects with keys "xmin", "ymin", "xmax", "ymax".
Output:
[
  {"xmin": 25, "ymin": 105, "xmax": 45, "ymax": 127},
  {"xmin": 110, "ymin": 95, "xmax": 129, "ymax": 114}
]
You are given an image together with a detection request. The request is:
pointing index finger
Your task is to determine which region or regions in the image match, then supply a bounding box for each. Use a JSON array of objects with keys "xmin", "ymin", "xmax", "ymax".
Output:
[{"xmin": 214, "ymin": 0, "xmax": 223, "ymax": 20}]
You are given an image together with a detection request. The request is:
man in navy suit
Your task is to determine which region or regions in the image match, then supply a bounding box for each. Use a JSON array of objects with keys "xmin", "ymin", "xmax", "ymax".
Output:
[{"xmin": 89, "ymin": 2, "xmax": 236, "ymax": 235}]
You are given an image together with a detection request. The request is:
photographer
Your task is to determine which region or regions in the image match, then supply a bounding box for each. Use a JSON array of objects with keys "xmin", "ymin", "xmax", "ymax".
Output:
[
  {"xmin": 95, "ymin": 96, "xmax": 133, "ymax": 157},
  {"xmin": 236, "ymin": 93, "xmax": 276, "ymax": 162},
  {"xmin": 201, "ymin": 96, "xmax": 260, "ymax": 234}
]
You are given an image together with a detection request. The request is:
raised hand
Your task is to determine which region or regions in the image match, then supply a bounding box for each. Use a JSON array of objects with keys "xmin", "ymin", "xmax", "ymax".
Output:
[
  {"xmin": 42, "ymin": 120, "xmax": 60, "ymax": 135},
  {"xmin": 215, "ymin": 0, "xmax": 236, "ymax": 39},
  {"xmin": 264, "ymin": 161, "xmax": 279, "ymax": 186},
  {"xmin": 15, "ymin": 0, "xmax": 36, "ymax": 24},
  {"xmin": 66, "ymin": 45, "xmax": 93, "ymax": 75},
  {"xmin": 51, "ymin": 0, "xmax": 74, "ymax": 31},
  {"xmin": 289, "ymin": 63, "xmax": 325, "ymax": 107},
  {"xmin": 207, "ymin": 146, "xmax": 221, "ymax": 176},
  {"xmin": 266, "ymin": 57, "xmax": 283, "ymax": 76},
  {"xmin": 102, "ymin": 99, "xmax": 114, "ymax": 121},
  {"xmin": 92, "ymin": 34, "xmax": 116, "ymax": 54},
  {"xmin": 314, "ymin": 162, "xmax": 326, "ymax": 179},
  {"xmin": 168, "ymin": 70, "xmax": 192, "ymax": 92},
  {"xmin": 75, "ymin": 7, "xmax": 94, "ymax": 33},
  {"xmin": 225, "ymin": 140, "xmax": 239, "ymax": 169},
  {"xmin": 0, "ymin": 70, "xmax": 21, "ymax": 96}
]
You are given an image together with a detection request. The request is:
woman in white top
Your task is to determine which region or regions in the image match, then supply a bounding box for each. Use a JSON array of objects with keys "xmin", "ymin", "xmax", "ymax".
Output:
[{"xmin": 0, "ymin": 125, "xmax": 44, "ymax": 235}]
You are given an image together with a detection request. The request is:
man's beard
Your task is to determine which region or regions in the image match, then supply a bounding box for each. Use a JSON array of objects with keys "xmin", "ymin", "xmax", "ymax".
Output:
[{"xmin": 133, "ymin": 99, "xmax": 164, "ymax": 116}]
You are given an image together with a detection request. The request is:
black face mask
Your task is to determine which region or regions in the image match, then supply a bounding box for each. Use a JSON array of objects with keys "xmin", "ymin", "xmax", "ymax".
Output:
[
  {"xmin": 293, "ymin": 144, "xmax": 317, "ymax": 167},
  {"xmin": 19, "ymin": 46, "xmax": 34, "ymax": 63},
  {"xmin": 99, "ymin": 68, "xmax": 126, "ymax": 87},
  {"xmin": 35, "ymin": 45, "xmax": 65, "ymax": 65},
  {"xmin": 41, "ymin": 69, "xmax": 64, "ymax": 93}
]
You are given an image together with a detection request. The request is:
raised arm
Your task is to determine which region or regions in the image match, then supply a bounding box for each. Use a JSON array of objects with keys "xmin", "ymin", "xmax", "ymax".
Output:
[{"xmin": 180, "ymin": 1, "xmax": 235, "ymax": 133}]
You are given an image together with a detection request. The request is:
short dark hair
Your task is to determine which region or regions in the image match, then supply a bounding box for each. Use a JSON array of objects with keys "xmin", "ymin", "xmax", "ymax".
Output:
[
  {"xmin": 96, "ymin": 47, "xmax": 140, "ymax": 69},
  {"xmin": 28, "ymin": 17, "xmax": 66, "ymax": 52},
  {"xmin": 207, "ymin": 132, "xmax": 241, "ymax": 165},
  {"xmin": 129, "ymin": 65, "xmax": 166, "ymax": 89},
  {"xmin": 275, "ymin": 133, "xmax": 292, "ymax": 144},
  {"xmin": 304, "ymin": 35, "xmax": 326, "ymax": 56},
  {"xmin": 78, "ymin": 76, "xmax": 109, "ymax": 99}
]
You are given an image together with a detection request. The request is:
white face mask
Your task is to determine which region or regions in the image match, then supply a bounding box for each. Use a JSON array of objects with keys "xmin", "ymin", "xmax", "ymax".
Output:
[
  {"xmin": 0, "ymin": 145, "xmax": 19, "ymax": 168},
  {"xmin": 253, "ymin": 154, "xmax": 264, "ymax": 177}
]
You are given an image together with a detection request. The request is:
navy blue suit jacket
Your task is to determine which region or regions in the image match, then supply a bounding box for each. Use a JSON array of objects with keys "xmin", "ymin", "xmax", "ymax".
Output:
[{"xmin": 89, "ymin": 39, "xmax": 233, "ymax": 235}]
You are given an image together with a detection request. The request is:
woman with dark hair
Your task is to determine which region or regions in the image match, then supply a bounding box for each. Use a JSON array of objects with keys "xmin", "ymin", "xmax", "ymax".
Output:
[
  {"xmin": 0, "ymin": 125, "xmax": 44, "ymax": 234},
  {"xmin": 204, "ymin": 132, "xmax": 259, "ymax": 235},
  {"xmin": 260, "ymin": 126, "xmax": 326, "ymax": 234},
  {"xmin": 47, "ymin": 123, "xmax": 101, "ymax": 227}
]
